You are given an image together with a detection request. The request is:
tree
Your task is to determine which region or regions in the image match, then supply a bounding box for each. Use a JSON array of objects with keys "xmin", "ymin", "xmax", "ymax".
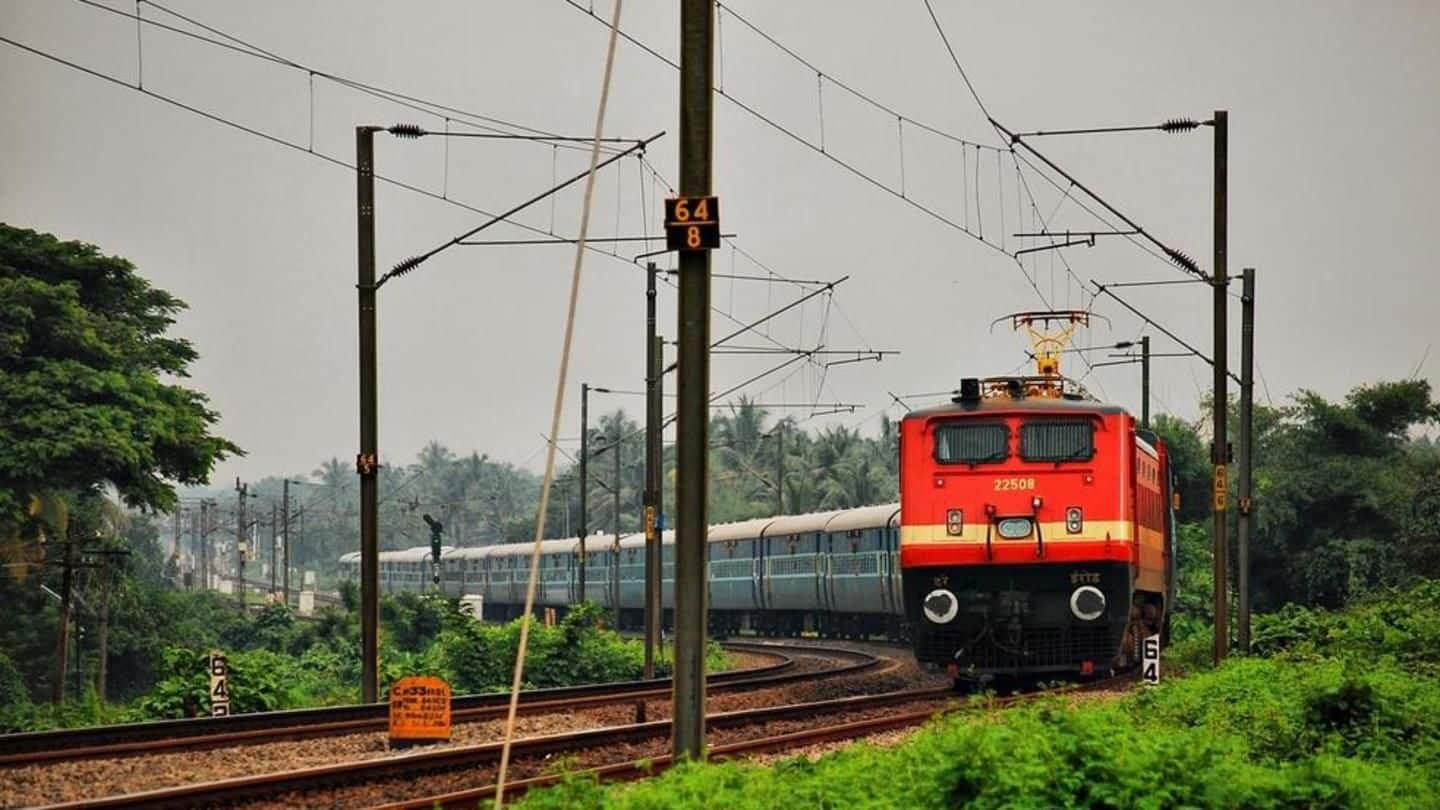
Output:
[
  {"xmin": 1249, "ymin": 380, "xmax": 1440, "ymax": 609},
  {"xmin": 0, "ymin": 225, "xmax": 240, "ymax": 533}
]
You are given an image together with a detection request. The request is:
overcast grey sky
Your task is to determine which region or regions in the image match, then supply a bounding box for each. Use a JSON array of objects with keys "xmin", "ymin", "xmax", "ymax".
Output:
[{"xmin": 3, "ymin": 1, "xmax": 1437, "ymax": 484}]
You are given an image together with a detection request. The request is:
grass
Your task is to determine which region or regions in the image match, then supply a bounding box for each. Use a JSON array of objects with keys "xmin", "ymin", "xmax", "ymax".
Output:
[{"xmin": 516, "ymin": 583, "xmax": 1440, "ymax": 809}]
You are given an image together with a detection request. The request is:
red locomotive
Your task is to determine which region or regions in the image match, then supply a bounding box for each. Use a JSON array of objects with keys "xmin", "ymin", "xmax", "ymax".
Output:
[{"xmin": 899, "ymin": 312, "xmax": 1174, "ymax": 682}]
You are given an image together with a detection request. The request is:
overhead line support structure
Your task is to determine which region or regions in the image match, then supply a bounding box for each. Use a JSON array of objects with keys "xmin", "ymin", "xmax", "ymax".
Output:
[
  {"xmin": 1211, "ymin": 110, "xmax": 1229, "ymax": 666},
  {"xmin": 354, "ymin": 123, "xmax": 656, "ymax": 704},
  {"xmin": 1141, "ymin": 335, "xmax": 1151, "ymax": 429},
  {"xmin": 1237, "ymin": 267, "xmax": 1256, "ymax": 653},
  {"xmin": 673, "ymin": 0, "xmax": 714, "ymax": 762},
  {"xmin": 995, "ymin": 119, "xmax": 1206, "ymax": 277},
  {"xmin": 1088, "ymin": 282, "xmax": 1241, "ymax": 386},
  {"xmin": 357, "ymin": 125, "xmax": 380, "ymax": 703},
  {"xmin": 579, "ymin": 382, "xmax": 590, "ymax": 600},
  {"xmin": 643, "ymin": 262, "xmax": 663, "ymax": 718}
]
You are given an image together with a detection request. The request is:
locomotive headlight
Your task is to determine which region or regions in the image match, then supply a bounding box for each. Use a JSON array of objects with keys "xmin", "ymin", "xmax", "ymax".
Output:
[
  {"xmin": 923, "ymin": 588, "xmax": 959, "ymax": 624},
  {"xmin": 946, "ymin": 509, "xmax": 964, "ymax": 536},
  {"xmin": 1070, "ymin": 586, "xmax": 1106, "ymax": 621},
  {"xmin": 1066, "ymin": 507, "xmax": 1083, "ymax": 534},
  {"xmin": 996, "ymin": 517, "xmax": 1033, "ymax": 539}
]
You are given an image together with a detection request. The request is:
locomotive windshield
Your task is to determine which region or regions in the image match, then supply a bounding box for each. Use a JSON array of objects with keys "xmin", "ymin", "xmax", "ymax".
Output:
[
  {"xmin": 934, "ymin": 423, "xmax": 1008, "ymax": 464},
  {"xmin": 1020, "ymin": 420, "xmax": 1095, "ymax": 462}
]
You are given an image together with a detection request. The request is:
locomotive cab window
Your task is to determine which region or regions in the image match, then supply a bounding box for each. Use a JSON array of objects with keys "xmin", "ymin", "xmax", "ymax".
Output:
[
  {"xmin": 934, "ymin": 423, "xmax": 1009, "ymax": 465},
  {"xmin": 1020, "ymin": 420, "xmax": 1095, "ymax": 462}
]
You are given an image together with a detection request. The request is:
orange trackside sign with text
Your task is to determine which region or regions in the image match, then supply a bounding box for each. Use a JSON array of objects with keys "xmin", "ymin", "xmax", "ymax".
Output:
[{"xmin": 388, "ymin": 676, "xmax": 452, "ymax": 743}]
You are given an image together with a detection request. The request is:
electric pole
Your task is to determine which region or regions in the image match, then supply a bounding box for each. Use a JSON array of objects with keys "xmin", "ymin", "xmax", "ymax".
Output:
[
  {"xmin": 92, "ymin": 546, "xmax": 128, "ymax": 702},
  {"xmin": 282, "ymin": 479, "xmax": 291, "ymax": 606},
  {"xmin": 1211, "ymin": 109, "xmax": 1229, "ymax": 666},
  {"xmin": 644, "ymin": 262, "xmax": 662, "ymax": 696},
  {"xmin": 198, "ymin": 500, "xmax": 208, "ymax": 591},
  {"xmin": 270, "ymin": 502, "xmax": 279, "ymax": 599},
  {"xmin": 774, "ymin": 423, "xmax": 785, "ymax": 515},
  {"xmin": 579, "ymin": 382, "xmax": 590, "ymax": 602},
  {"xmin": 357, "ymin": 125, "xmax": 381, "ymax": 703},
  {"xmin": 236, "ymin": 479, "xmax": 248, "ymax": 612},
  {"xmin": 51, "ymin": 530, "xmax": 76, "ymax": 705},
  {"xmin": 1140, "ymin": 335, "xmax": 1151, "ymax": 429},
  {"xmin": 612, "ymin": 430, "xmax": 622, "ymax": 631},
  {"xmin": 673, "ymin": 0, "xmax": 714, "ymax": 762},
  {"xmin": 1237, "ymin": 266, "xmax": 1256, "ymax": 653},
  {"xmin": 97, "ymin": 553, "xmax": 111, "ymax": 700}
]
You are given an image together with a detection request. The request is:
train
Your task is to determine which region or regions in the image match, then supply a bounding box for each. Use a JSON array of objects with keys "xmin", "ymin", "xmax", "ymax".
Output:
[
  {"xmin": 897, "ymin": 313, "xmax": 1176, "ymax": 681},
  {"xmin": 344, "ymin": 313, "xmax": 1176, "ymax": 682},
  {"xmin": 340, "ymin": 502, "xmax": 908, "ymax": 640}
]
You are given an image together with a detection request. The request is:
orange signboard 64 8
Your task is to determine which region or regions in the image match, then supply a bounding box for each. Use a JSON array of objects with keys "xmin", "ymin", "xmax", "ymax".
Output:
[{"xmin": 388, "ymin": 676, "xmax": 451, "ymax": 743}]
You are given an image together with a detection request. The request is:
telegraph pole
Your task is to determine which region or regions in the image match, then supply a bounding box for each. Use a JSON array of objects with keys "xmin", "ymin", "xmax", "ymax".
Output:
[
  {"xmin": 270, "ymin": 502, "xmax": 279, "ymax": 599},
  {"xmin": 774, "ymin": 423, "xmax": 785, "ymax": 515},
  {"xmin": 92, "ymin": 547, "xmax": 127, "ymax": 702},
  {"xmin": 357, "ymin": 125, "xmax": 380, "ymax": 703},
  {"xmin": 282, "ymin": 479, "xmax": 291, "ymax": 606},
  {"xmin": 673, "ymin": 0, "xmax": 714, "ymax": 761},
  {"xmin": 198, "ymin": 500, "xmax": 208, "ymax": 591},
  {"xmin": 236, "ymin": 479, "xmax": 248, "ymax": 612},
  {"xmin": 97, "ymin": 553, "xmax": 111, "ymax": 700},
  {"xmin": 612, "ymin": 431, "xmax": 622, "ymax": 630},
  {"xmin": 579, "ymin": 382, "xmax": 590, "ymax": 602},
  {"xmin": 643, "ymin": 263, "xmax": 662, "ymax": 694},
  {"xmin": 1211, "ymin": 109, "xmax": 1229, "ymax": 665},
  {"xmin": 51, "ymin": 531, "xmax": 76, "ymax": 705},
  {"xmin": 1237, "ymin": 267, "xmax": 1256, "ymax": 653},
  {"xmin": 1140, "ymin": 335, "xmax": 1151, "ymax": 429}
]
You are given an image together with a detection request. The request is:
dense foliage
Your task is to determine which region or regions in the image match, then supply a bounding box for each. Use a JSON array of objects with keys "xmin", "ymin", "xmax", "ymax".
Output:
[
  {"xmin": 0, "ymin": 223, "xmax": 238, "ymax": 531},
  {"xmin": 517, "ymin": 583, "xmax": 1440, "ymax": 809},
  {"xmin": 1154, "ymin": 379, "xmax": 1440, "ymax": 621},
  {"xmin": 0, "ymin": 588, "xmax": 724, "ymax": 732}
]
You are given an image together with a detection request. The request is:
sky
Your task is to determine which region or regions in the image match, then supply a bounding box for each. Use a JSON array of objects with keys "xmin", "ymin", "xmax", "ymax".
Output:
[{"xmin": 2, "ymin": 0, "xmax": 1437, "ymax": 485}]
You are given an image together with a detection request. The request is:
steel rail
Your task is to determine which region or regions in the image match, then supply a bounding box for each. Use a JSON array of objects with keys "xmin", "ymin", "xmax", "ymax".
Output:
[
  {"xmin": 378, "ymin": 674, "xmax": 1133, "ymax": 810},
  {"xmin": 1, "ymin": 642, "xmax": 874, "ymax": 766},
  {"xmin": 36, "ymin": 681, "xmax": 951, "ymax": 809},
  {"xmin": 0, "ymin": 645, "xmax": 795, "ymax": 764}
]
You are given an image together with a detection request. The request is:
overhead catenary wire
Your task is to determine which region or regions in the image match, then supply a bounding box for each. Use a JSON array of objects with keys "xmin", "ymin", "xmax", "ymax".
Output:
[
  {"xmin": 560, "ymin": 0, "xmax": 1041, "ymax": 283},
  {"xmin": 492, "ymin": 0, "xmax": 625, "ymax": 805},
  {"xmin": 0, "ymin": 31, "xmax": 827, "ymax": 366},
  {"xmin": 920, "ymin": 0, "xmax": 1205, "ymax": 293},
  {"xmin": 86, "ymin": 0, "xmax": 626, "ymax": 155}
]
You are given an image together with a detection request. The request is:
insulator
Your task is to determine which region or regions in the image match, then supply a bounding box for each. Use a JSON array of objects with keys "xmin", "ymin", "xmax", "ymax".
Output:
[
  {"xmin": 390, "ymin": 255, "xmax": 424, "ymax": 278},
  {"xmin": 1165, "ymin": 247, "xmax": 1200, "ymax": 276},
  {"xmin": 1159, "ymin": 118, "xmax": 1201, "ymax": 134},
  {"xmin": 388, "ymin": 123, "xmax": 426, "ymax": 139}
]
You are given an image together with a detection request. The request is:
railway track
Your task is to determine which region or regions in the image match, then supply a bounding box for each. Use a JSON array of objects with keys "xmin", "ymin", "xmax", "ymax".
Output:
[
  {"xmin": 27, "ymin": 672, "xmax": 1128, "ymax": 809},
  {"xmin": 0, "ymin": 641, "xmax": 871, "ymax": 768}
]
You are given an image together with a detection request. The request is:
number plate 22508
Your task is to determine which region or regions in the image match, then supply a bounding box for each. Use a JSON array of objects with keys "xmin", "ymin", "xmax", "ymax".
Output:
[{"xmin": 993, "ymin": 477, "xmax": 1036, "ymax": 491}]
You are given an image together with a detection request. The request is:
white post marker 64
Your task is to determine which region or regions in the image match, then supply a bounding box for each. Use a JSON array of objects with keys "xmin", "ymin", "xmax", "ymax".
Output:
[
  {"xmin": 209, "ymin": 651, "xmax": 230, "ymax": 716},
  {"xmin": 1142, "ymin": 633, "xmax": 1161, "ymax": 685}
]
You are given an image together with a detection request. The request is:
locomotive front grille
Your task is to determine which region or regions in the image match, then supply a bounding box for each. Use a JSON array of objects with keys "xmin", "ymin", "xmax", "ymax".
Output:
[{"xmin": 915, "ymin": 624, "xmax": 1120, "ymax": 672}]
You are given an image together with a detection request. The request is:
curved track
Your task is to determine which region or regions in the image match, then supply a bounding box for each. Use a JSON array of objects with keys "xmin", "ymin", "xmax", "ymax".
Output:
[
  {"xmin": 0, "ymin": 642, "xmax": 872, "ymax": 768},
  {"xmin": 26, "ymin": 667, "xmax": 1127, "ymax": 810}
]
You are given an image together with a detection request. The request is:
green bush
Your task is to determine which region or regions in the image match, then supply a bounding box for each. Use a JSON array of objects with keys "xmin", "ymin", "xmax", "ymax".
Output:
[
  {"xmin": 125, "ymin": 647, "xmax": 309, "ymax": 720},
  {"xmin": 516, "ymin": 587, "xmax": 1440, "ymax": 810},
  {"xmin": 0, "ymin": 649, "xmax": 29, "ymax": 712}
]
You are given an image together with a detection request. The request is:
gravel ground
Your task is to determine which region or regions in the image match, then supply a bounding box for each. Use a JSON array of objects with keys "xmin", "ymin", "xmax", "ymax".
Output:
[
  {"xmin": 251, "ymin": 696, "xmax": 955, "ymax": 809},
  {"xmin": 0, "ymin": 646, "xmax": 928, "ymax": 809}
]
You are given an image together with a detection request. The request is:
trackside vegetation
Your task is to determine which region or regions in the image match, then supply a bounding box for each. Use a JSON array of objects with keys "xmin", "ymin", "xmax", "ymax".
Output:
[
  {"xmin": 0, "ymin": 594, "xmax": 725, "ymax": 732},
  {"xmin": 516, "ymin": 582, "xmax": 1440, "ymax": 809}
]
